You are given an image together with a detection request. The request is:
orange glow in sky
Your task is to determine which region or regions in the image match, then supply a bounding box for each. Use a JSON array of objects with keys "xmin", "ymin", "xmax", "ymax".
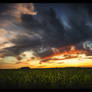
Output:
[{"xmin": 0, "ymin": 45, "xmax": 92, "ymax": 69}]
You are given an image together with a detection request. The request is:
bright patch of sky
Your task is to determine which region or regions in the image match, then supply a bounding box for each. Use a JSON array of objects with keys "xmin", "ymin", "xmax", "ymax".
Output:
[{"xmin": 3, "ymin": 56, "xmax": 18, "ymax": 64}]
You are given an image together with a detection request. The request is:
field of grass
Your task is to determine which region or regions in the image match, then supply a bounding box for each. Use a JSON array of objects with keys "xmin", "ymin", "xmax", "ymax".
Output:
[{"xmin": 0, "ymin": 67, "xmax": 92, "ymax": 89}]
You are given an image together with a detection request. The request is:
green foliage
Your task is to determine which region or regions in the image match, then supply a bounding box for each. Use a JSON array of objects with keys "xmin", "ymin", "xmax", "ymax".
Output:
[{"xmin": 0, "ymin": 68, "xmax": 92, "ymax": 89}]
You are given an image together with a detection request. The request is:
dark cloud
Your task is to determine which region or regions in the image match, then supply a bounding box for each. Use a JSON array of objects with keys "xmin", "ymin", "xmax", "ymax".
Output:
[{"xmin": 0, "ymin": 3, "xmax": 92, "ymax": 58}]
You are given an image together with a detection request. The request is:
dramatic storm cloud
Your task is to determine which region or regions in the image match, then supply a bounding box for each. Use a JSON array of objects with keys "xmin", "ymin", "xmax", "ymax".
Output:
[{"xmin": 0, "ymin": 3, "xmax": 92, "ymax": 68}]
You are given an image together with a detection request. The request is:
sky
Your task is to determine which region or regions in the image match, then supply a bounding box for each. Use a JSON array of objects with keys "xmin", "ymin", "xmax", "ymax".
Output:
[{"xmin": 0, "ymin": 3, "xmax": 92, "ymax": 69}]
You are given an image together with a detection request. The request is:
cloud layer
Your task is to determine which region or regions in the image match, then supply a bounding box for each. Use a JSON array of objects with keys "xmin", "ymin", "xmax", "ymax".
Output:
[{"xmin": 0, "ymin": 3, "xmax": 92, "ymax": 68}]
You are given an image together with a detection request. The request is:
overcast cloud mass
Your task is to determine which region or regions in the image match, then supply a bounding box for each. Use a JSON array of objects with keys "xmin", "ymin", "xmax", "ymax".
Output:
[{"xmin": 0, "ymin": 3, "xmax": 92, "ymax": 68}]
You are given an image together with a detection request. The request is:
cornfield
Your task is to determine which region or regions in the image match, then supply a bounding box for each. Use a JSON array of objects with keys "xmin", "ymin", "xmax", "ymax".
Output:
[{"xmin": 0, "ymin": 68, "xmax": 92, "ymax": 89}]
